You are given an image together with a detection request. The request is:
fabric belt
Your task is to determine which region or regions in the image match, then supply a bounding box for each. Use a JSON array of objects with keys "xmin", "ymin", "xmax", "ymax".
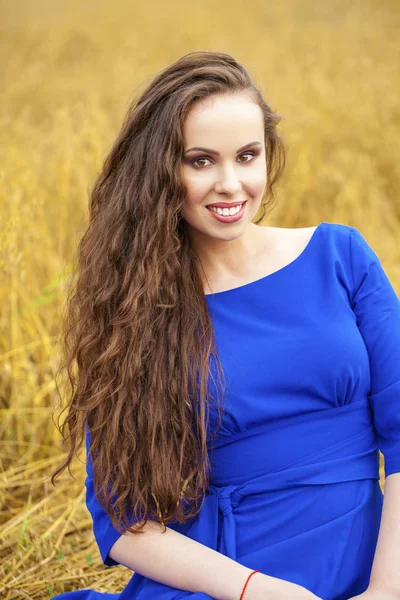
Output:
[{"xmin": 199, "ymin": 396, "xmax": 380, "ymax": 559}]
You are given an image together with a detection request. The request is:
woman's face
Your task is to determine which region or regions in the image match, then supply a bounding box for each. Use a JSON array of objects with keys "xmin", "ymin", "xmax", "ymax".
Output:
[{"xmin": 180, "ymin": 93, "xmax": 267, "ymax": 245}]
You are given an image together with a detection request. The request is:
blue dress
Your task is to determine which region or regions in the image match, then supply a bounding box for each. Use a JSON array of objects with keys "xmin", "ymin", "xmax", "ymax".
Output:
[{"xmin": 55, "ymin": 221, "xmax": 400, "ymax": 600}]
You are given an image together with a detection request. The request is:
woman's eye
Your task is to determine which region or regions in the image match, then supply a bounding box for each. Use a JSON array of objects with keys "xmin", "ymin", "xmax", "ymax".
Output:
[{"xmin": 191, "ymin": 151, "xmax": 257, "ymax": 168}]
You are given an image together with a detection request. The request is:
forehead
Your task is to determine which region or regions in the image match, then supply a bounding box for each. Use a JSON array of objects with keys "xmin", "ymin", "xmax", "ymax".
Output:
[{"xmin": 183, "ymin": 94, "xmax": 264, "ymax": 144}]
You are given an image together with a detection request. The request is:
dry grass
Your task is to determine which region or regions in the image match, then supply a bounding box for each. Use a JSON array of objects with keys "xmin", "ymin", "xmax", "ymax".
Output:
[{"xmin": 0, "ymin": 0, "xmax": 399, "ymax": 597}]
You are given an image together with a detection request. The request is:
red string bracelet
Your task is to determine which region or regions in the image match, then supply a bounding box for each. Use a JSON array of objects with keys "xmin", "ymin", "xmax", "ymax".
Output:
[{"xmin": 239, "ymin": 569, "xmax": 260, "ymax": 600}]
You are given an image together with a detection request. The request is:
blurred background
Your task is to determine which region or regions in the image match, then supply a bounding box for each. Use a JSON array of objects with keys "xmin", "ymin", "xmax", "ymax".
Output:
[{"xmin": 1, "ymin": 0, "xmax": 399, "ymax": 597}]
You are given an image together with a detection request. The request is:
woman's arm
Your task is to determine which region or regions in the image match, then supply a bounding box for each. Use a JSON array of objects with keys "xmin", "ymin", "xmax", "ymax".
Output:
[
  {"xmin": 85, "ymin": 428, "xmax": 252, "ymax": 599},
  {"xmin": 109, "ymin": 521, "xmax": 254, "ymax": 600},
  {"xmin": 368, "ymin": 472, "xmax": 400, "ymax": 597},
  {"xmin": 86, "ymin": 431, "xmax": 320, "ymax": 600},
  {"xmin": 347, "ymin": 227, "xmax": 400, "ymax": 598},
  {"xmin": 109, "ymin": 525, "xmax": 322, "ymax": 600}
]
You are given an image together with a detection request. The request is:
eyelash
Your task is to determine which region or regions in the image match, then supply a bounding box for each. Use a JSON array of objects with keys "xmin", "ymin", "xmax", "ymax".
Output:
[{"xmin": 189, "ymin": 150, "xmax": 260, "ymax": 169}]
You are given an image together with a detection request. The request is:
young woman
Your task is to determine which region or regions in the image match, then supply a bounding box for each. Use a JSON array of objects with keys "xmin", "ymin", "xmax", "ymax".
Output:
[{"xmin": 51, "ymin": 51, "xmax": 400, "ymax": 600}]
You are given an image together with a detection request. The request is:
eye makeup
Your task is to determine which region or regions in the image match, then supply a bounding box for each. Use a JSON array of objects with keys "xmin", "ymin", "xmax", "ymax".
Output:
[{"xmin": 185, "ymin": 149, "xmax": 262, "ymax": 169}]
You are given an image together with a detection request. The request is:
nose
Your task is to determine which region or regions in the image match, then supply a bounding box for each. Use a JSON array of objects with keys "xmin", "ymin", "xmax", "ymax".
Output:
[{"xmin": 214, "ymin": 164, "xmax": 242, "ymax": 195}]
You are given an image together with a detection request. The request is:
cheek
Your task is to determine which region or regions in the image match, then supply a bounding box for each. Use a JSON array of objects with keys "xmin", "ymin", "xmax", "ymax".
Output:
[
  {"xmin": 181, "ymin": 164, "xmax": 267, "ymax": 203},
  {"xmin": 252, "ymin": 167, "xmax": 268, "ymax": 187},
  {"xmin": 183, "ymin": 177, "xmax": 209, "ymax": 206},
  {"xmin": 252, "ymin": 172, "xmax": 268, "ymax": 199}
]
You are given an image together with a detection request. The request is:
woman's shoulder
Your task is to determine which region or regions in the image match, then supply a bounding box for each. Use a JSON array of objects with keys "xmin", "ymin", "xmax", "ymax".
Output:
[
  {"xmin": 262, "ymin": 221, "xmax": 357, "ymax": 278},
  {"xmin": 268, "ymin": 220, "xmax": 352, "ymax": 243},
  {"xmin": 275, "ymin": 221, "xmax": 356, "ymax": 256},
  {"xmin": 261, "ymin": 220, "xmax": 351, "ymax": 261}
]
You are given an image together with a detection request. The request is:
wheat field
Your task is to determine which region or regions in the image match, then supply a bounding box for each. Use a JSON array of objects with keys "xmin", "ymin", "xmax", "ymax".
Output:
[{"xmin": 0, "ymin": 0, "xmax": 399, "ymax": 597}]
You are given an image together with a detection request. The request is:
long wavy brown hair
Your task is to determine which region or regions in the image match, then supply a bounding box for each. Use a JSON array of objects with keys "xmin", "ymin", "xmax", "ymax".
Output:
[{"xmin": 51, "ymin": 50, "xmax": 286, "ymax": 536}]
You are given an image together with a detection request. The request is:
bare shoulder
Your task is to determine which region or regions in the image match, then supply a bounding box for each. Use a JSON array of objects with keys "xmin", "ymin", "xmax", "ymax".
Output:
[
  {"xmin": 202, "ymin": 224, "xmax": 320, "ymax": 295},
  {"xmin": 262, "ymin": 224, "xmax": 319, "ymax": 254}
]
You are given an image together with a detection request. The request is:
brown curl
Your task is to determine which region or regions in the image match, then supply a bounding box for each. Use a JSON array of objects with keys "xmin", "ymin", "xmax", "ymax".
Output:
[{"xmin": 51, "ymin": 50, "xmax": 286, "ymax": 536}]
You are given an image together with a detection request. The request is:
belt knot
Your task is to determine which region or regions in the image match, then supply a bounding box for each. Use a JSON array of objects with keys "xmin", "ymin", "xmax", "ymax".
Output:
[{"xmin": 217, "ymin": 484, "xmax": 241, "ymax": 516}]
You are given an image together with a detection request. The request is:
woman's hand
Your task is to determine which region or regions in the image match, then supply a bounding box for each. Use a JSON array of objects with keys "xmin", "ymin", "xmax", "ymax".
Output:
[
  {"xmin": 348, "ymin": 586, "xmax": 400, "ymax": 600},
  {"xmin": 243, "ymin": 572, "xmax": 322, "ymax": 599}
]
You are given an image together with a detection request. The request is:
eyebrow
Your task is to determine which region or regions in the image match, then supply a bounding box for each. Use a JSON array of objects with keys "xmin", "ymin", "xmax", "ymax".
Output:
[{"xmin": 184, "ymin": 141, "xmax": 262, "ymax": 156}]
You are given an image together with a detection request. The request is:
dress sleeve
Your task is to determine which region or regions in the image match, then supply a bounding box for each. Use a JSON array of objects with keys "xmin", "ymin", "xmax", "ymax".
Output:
[
  {"xmin": 85, "ymin": 427, "xmax": 125, "ymax": 567},
  {"xmin": 349, "ymin": 226, "xmax": 400, "ymax": 478}
]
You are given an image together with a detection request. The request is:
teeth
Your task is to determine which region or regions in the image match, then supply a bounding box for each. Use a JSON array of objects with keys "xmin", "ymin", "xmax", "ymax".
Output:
[{"xmin": 209, "ymin": 204, "xmax": 243, "ymax": 216}]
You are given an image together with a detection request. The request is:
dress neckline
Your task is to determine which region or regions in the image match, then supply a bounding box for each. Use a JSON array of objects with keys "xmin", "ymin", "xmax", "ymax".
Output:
[{"xmin": 204, "ymin": 221, "xmax": 326, "ymax": 297}]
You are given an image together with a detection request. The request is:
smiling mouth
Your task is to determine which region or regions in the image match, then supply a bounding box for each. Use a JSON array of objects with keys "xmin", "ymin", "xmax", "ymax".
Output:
[{"xmin": 206, "ymin": 201, "xmax": 247, "ymax": 214}]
